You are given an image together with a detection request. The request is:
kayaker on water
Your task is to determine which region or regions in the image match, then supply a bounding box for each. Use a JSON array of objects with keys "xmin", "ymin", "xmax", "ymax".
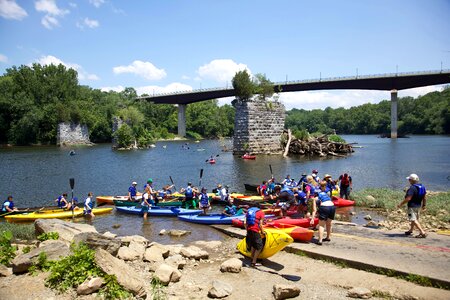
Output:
[
  {"xmin": 397, "ymin": 173, "xmax": 427, "ymax": 238},
  {"xmin": 198, "ymin": 187, "xmax": 211, "ymax": 215},
  {"xmin": 55, "ymin": 193, "xmax": 70, "ymax": 210},
  {"xmin": 1, "ymin": 196, "xmax": 18, "ymax": 212},
  {"xmin": 84, "ymin": 192, "xmax": 95, "ymax": 218},
  {"xmin": 128, "ymin": 181, "xmax": 138, "ymax": 201},
  {"xmin": 311, "ymin": 181, "xmax": 335, "ymax": 245}
]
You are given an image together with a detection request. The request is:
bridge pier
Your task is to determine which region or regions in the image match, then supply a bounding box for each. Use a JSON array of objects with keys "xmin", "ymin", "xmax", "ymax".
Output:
[
  {"xmin": 391, "ymin": 90, "xmax": 398, "ymax": 139},
  {"xmin": 177, "ymin": 104, "xmax": 186, "ymax": 137}
]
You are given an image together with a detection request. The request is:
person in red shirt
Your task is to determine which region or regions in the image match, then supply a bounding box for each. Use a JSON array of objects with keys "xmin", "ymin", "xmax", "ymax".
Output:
[{"xmin": 245, "ymin": 207, "xmax": 265, "ymax": 267}]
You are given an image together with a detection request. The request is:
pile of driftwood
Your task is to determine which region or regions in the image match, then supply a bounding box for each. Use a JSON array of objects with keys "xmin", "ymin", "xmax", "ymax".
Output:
[{"xmin": 282, "ymin": 130, "xmax": 354, "ymax": 157}]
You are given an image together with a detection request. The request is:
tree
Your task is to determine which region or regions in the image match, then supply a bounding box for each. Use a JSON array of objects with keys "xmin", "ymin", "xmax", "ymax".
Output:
[
  {"xmin": 253, "ymin": 73, "xmax": 275, "ymax": 101},
  {"xmin": 232, "ymin": 70, "xmax": 254, "ymax": 102}
]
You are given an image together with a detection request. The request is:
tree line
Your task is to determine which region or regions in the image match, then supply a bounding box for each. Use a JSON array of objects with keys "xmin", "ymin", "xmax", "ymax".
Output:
[{"xmin": 0, "ymin": 64, "xmax": 448, "ymax": 146}]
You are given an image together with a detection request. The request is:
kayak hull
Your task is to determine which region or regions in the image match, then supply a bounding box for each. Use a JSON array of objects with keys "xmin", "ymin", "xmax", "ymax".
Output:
[
  {"xmin": 4, "ymin": 208, "xmax": 113, "ymax": 222},
  {"xmin": 113, "ymin": 200, "xmax": 183, "ymax": 207},
  {"xmin": 178, "ymin": 213, "xmax": 245, "ymax": 225},
  {"xmin": 236, "ymin": 228, "xmax": 294, "ymax": 259},
  {"xmin": 332, "ymin": 196, "xmax": 355, "ymax": 207},
  {"xmin": 115, "ymin": 206, "xmax": 202, "ymax": 217}
]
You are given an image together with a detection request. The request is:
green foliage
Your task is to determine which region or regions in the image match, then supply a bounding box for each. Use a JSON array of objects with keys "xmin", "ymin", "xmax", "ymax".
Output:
[
  {"xmin": 232, "ymin": 70, "xmax": 254, "ymax": 101},
  {"xmin": 292, "ymin": 129, "xmax": 310, "ymax": 141},
  {"xmin": 114, "ymin": 123, "xmax": 134, "ymax": 148},
  {"xmin": 254, "ymin": 73, "xmax": 275, "ymax": 101},
  {"xmin": 150, "ymin": 277, "xmax": 167, "ymax": 300},
  {"xmin": 0, "ymin": 230, "xmax": 17, "ymax": 265},
  {"xmin": 328, "ymin": 134, "xmax": 346, "ymax": 143},
  {"xmin": 0, "ymin": 223, "xmax": 35, "ymax": 241},
  {"xmin": 285, "ymin": 88, "xmax": 450, "ymax": 135},
  {"xmin": 46, "ymin": 243, "xmax": 130, "ymax": 298},
  {"xmin": 22, "ymin": 246, "xmax": 31, "ymax": 254},
  {"xmin": 186, "ymin": 131, "xmax": 202, "ymax": 140},
  {"xmin": 29, "ymin": 252, "xmax": 52, "ymax": 275},
  {"xmin": 37, "ymin": 232, "xmax": 59, "ymax": 242}
]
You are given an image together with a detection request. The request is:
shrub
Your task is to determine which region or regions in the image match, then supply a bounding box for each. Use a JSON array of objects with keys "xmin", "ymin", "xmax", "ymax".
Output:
[
  {"xmin": 114, "ymin": 123, "xmax": 134, "ymax": 148},
  {"xmin": 0, "ymin": 230, "xmax": 17, "ymax": 265},
  {"xmin": 37, "ymin": 232, "xmax": 59, "ymax": 242}
]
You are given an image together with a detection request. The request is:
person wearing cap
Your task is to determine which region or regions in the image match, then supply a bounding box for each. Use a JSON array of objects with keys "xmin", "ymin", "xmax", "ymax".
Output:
[
  {"xmin": 1, "ymin": 196, "xmax": 18, "ymax": 212},
  {"xmin": 84, "ymin": 192, "xmax": 95, "ymax": 218},
  {"xmin": 324, "ymin": 174, "xmax": 337, "ymax": 197},
  {"xmin": 397, "ymin": 174, "xmax": 427, "ymax": 238},
  {"xmin": 198, "ymin": 187, "xmax": 211, "ymax": 214},
  {"xmin": 311, "ymin": 170, "xmax": 321, "ymax": 183},
  {"xmin": 128, "ymin": 181, "xmax": 138, "ymax": 201},
  {"xmin": 338, "ymin": 173, "xmax": 352, "ymax": 199}
]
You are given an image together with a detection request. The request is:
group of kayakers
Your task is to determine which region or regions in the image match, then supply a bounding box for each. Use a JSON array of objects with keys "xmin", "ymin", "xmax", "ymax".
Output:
[{"xmin": 54, "ymin": 192, "xmax": 95, "ymax": 218}]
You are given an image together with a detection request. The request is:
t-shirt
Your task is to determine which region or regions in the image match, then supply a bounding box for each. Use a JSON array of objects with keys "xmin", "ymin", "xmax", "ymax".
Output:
[
  {"xmin": 246, "ymin": 209, "xmax": 265, "ymax": 233},
  {"xmin": 339, "ymin": 175, "xmax": 352, "ymax": 187},
  {"xmin": 128, "ymin": 186, "xmax": 137, "ymax": 197},
  {"xmin": 405, "ymin": 185, "xmax": 425, "ymax": 208}
]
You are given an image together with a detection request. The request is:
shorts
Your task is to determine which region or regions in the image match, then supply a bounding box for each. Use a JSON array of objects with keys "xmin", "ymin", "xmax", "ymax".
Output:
[
  {"xmin": 407, "ymin": 207, "xmax": 420, "ymax": 221},
  {"xmin": 246, "ymin": 230, "xmax": 264, "ymax": 251},
  {"xmin": 318, "ymin": 205, "xmax": 336, "ymax": 221},
  {"xmin": 141, "ymin": 205, "xmax": 149, "ymax": 213},
  {"xmin": 84, "ymin": 209, "xmax": 92, "ymax": 215}
]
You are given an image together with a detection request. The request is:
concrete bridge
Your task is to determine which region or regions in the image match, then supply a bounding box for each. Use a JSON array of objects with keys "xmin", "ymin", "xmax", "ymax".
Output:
[{"xmin": 137, "ymin": 70, "xmax": 450, "ymax": 138}]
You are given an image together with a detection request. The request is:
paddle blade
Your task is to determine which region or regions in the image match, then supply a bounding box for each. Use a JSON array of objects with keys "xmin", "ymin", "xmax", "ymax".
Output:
[
  {"xmin": 69, "ymin": 178, "xmax": 75, "ymax": 189},
  {"xmin": 200, "ymin": 169, "xmax": 204, "ymax": 179},
  {"xmin": 169, "ymin": 176, "xmax": 174, "ymax": 184},
  {"xmin": 269, "ymin": 165, "xmax": 273, "ymax": 175}
]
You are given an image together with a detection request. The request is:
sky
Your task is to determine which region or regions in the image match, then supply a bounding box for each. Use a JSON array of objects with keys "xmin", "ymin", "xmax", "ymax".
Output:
[{"xmin": 1, "ymin": 0, "xmax": 449, "ymax": 110}]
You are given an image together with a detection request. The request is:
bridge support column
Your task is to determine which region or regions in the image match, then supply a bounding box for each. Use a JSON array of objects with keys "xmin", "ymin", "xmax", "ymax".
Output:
[
  {"xmin": 177, "ymin": 104, "xmax": 186, "ymax": 137},
  {"xmin": 390, "ymin": 89, "xmax": 398, "ymax": 139}
]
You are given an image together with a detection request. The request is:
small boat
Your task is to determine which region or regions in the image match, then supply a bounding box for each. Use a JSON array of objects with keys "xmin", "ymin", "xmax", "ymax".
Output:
[
  {"xmin": 208, "ymin": 159, "xmax": 216, "ymax": 164},
  {"xmin": 236, "ymin": 228, "xmax": 293, "ymax": 259},
  {"xmin": 4, "ymin": 207, "xmax": 113, "ymax": 222},
  {"xmin": 332, "ymin": 196, "xmax": 355, "ymax": 207},
  {"xmin": 113, "ymin": 199, "xmax": 183, "ymax": 207},
  {"xmin": 197, "ymin": 148, "xmax": 206, "ymax": 151},
  {"xmin": 268, "ymin": 217, "xmax": 319, "ymax": 228},
  {"xmin": 264, "ymin": 223, "xmax": 314, "ymax": 242},
  {"xmin": 244, "ymin": 183, "xmax": 259, "ymax": 192},
  {"xmin": 96, "ymin": 195, "xmax": 142, "ymax": 206},
  {"xmin": 115, "ymin": 206, "xmax": 201, "ymax": 217},
  {"xmin": 242, "ymin": 154, "xmax": 256, "ymax": 160},
  {"xmin": 177, "ymin": 213, "xmax": 245, "ymax": 225}
]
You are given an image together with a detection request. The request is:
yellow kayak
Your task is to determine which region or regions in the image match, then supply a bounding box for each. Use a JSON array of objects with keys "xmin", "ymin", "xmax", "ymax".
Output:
[
  {"xmin": 5, "ymin": 207, "xmax": 113, "ymax": 222},
  {"xmin": 236, "ymin": 228, "xmax": 294, "ymax": 259}
]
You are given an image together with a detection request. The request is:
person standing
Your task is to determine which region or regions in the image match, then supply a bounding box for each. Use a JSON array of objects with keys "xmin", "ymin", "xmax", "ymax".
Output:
[
  {"xmin": 181, "ymin": 182, "xmax": 196, "ymax": 209},
  {"xmin": 245, "ymin": 206, "xmax": 265, "ymax": 267},
  {"xmin": 338, "ymin": 173, "xmax": 352, "ymax": 199},
  {"xmin": 397, "ymin": 174, "xmax": 427, "ymax": 238},
  {"xmin": 141, "ymin": 179, "xmax": 154, "ymax": 219},
  {"xmin": 84, "ymin": 192, "xmax": 95, "ymax": 218},
  {"xmin": 1, "ymin": 196, "xmax": 18, "ymax": 212},
  {"xmin": 198, "ymin": 187, "xmax": 211, "ymax": 214},
  {"xmin": 128, "ymin": 181, "xmax": 138, "ymax": 201},
  {"xmin": 310, "ymin": 181, "xmax": 335, "ymax": 245},
  {"xmin": 311, "ymin": 169, "xmax": 321, "ymax": 183}
]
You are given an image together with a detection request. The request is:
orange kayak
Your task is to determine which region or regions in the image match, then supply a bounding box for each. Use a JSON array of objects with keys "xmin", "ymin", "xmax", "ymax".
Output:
[{"xmin": 265, "ymin": 223, "xmax": 314, "ymax": 242}]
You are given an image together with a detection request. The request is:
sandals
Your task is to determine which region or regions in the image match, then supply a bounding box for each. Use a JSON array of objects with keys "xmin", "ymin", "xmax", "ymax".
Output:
[
  {"xmin": 323, "ymin": 238, "xmax": 331, "ymax": 242},
  {"xmin": 251, "ymin": 262, "xmax": 262, "ymax": 267},
  {"xmin": 415, "ymin": 233, "xmax": 427, "ymax": 238},
  {"xmin": 404, "ymin": 231, "xmax": 413, "ymax": 236}
]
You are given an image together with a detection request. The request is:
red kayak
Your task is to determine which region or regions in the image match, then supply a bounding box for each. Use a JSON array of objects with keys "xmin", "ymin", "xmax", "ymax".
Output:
[
  {"xmin": 265, "ymin": 223, "xmax": 314, "ymax": 242},
  {"xmin": 232, "ymin": 216, "xmax": 318, "ymax": 229},
  {"xmin": 208, "ymin": 159, "xmax": 216, "ymax": 164},
  {"xmin": 332, "ymin": 196, "xmax": 355, "ymax": 207},
  {"xmin": 242, "ymin": 155, "xmax": 256, "ymax": 160}
]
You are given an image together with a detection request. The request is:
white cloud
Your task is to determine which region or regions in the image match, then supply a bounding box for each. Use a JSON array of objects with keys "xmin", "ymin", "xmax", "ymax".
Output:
[
  {"xmin": 41, "ymin": 14, "xmax": 58, "ymax": 29},
  {"xmin": 113, "ymin": 60, "xmax": 166, "ymax": 81},
  {"xmin": 34, "ymin": 55, "xmax": 99, "ymax": 81},
  {"xmin": 89, "ymin": 0, "xmax": 105, "ymax": 8},
  {"xmin": 197, "ymin": 59, "xmax": 250, "ymax": 83},
  {"xmin": 135, "ymin": 83, "xmax": 193, "ymax": 96},
  {"xmin": 77, "ymin": 17, "xmax": 99, "ymax": 29},
  {"xmin": 0, "ymin": 53, "xmax": 7, "ymax": 63},
  {"xmin": 69, "ymin": 2, "xmax": 76, "ymax": 8},
  {"xmin": 0, "ymin": 0, "xmax": 28, "ymax": 20},
  {"xmin": 101, "ymin": 85, "xmax": 125, "ymax": 93},
  {"xmin": 278, "ymin": 85, "xmax": 445, "ymax": 110},
  {"xmin": 35, "ymin": 0, "xmax": 68, "ymax": 16}
]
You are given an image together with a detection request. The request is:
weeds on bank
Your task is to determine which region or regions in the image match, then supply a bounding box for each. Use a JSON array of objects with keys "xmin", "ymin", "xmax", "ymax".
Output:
[
  {"xmin": 0, "ymin": 230, "xmax": 17, "ymax": 265},
  {"xmin": 0, "ymin": 223, "xmax": 35, "ymax": 241},
  {"xmin": 37, "ymin": 232, "xmax": 59, "ymax": 242},
  {"xmin": 150, "ymin": 277, "xmax": 167, "ymax": 300}
]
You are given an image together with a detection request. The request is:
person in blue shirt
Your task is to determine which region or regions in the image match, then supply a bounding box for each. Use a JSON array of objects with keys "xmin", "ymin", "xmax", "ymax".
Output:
[
  {"xmin": 293, "ymin": 188, "xmax": 310, "ymax": 218},
  {"xmin": 180, "ymin": 182, "xmax": 197, "ymax": 209},
  {"xmin": 297, "ymin": 173, "xmax": 308, "ymax": 191},
  {"xmin": 55, "ymin": 193, "xmax": 70, "ymax": 209},
  {"xmin": 128, "ymin": 181, "xmax": 138, "ymax": 201},
  {"xmin": 310, "ymin": 181, "xmax": 335, "ymax": 245},
  {"xmin": 84, "ymin": 193, "xmax": 95, "ymax": 218},
  {"xmin": 324, "ymin": 174, "xmax": 337, "ymax": 197},
  {"xmin": 198, "ymin": 187, "xmax": 211, "ymax": 215},
  {"xmin": 1, "ymin": 196, "xmax": 18, "ymax": 212}
]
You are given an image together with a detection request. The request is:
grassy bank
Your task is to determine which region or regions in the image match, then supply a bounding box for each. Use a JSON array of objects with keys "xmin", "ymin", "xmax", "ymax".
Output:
[
  {"xmin": 0, "ymin": 222, "xmax": 35, "ymax": 241},
  {"xmin": 352, "ymin": 188, "xmax": 450, "ymax": 224}
]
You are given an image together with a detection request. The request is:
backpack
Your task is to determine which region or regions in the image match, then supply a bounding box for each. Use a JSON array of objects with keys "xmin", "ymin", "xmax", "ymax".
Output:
[
  {"xmin": 185, "ymin": 186, "xmax": 193, "ymax": 198},
  {"xmin": 246, "ymin": 207, "xmax": 260, "ymax": 226},
  {"xmin": 341, "ymin": 174, "xmax": 350, "ymax": 186},
  {"xmin": 413, "ymin": 184, "xmax": 426, "ymax": 198}
]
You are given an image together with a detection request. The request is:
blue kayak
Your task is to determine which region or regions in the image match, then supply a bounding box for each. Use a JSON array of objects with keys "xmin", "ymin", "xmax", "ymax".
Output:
[
  {"xmin": 115, "ymin": 206, "xmax": 202, "ymax": 217},
  {"xmin": 177, "ymin": 213, "xmax": 245, "ymax": 225}
]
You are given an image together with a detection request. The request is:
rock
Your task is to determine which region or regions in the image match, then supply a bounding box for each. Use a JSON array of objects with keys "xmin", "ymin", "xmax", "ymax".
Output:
[
  {"xmin": 165, "ymin": 254, "xmax": 187, "ymax": 270},
  {"xmin": 73, "ymin": 232, "xmax": 121, "ymax": 256},
  {"xmin": 117, "ymin": 240, "xmax": 146, "ymax": 261},
  {"xmin": 0, "ymin": 264, "xmax": 12, "ymax": 277},
  {"xmin": 112, "ymin": 224, "xmax": 121, "ymax": 229},
  {"xmin": 166, "ymin": 244, "xmax": 184, "ymax": 256},
  {"xmin": 208, "ymin": 280, "xmax": 232, "ymax": 298},
  {"xmin": 167, "ymin": 229, "xmax": 191, "ymax": 237},
  {"xmin": 153, "ymin": 263, "xmax": 182, "ymax": 285},
  {"xmin": 348, "ymin": 287, "xmax": 373, "ymax": 299},
  {"xmin": 180, "ymin": 246, "xmax": 209, "ymax": 260},
  {"xmin": 34, "ymin": 219, "xmax": 97, "ymax": 243},
  {"xmin": 102, "ymin": 231, "xmax": 117, "ymax": 238},
  {"xmin": 120, "ymin": 235, "xmax": 149, "ymax": 246},
  {"xmin": 95, "ymin": 248, "xmax": 147, "ymax": 297},
  {"xmin": 144, "ymin": 243, "xmax": 170, "ymax": 262},
  {"xmin": 350, "ymin": 211, "xmax": 356, "ymax": 215},
  {"xmin": 220, "ymin": 258, "xmax": 242, "ymax": 273},
  {"xmin": 159, "ymin": 229, "xmax": 167, "ymax": 235},
  {"xmin": 364, "ymin": 221, "xmax": 378, "ymax": 227},
  {"xmin": 193, "ymin": 240, "xmax": 222, "ymax": 250},
  {"xmin": 365, "ymin": 195, "xmax": 376, "ymax": 202},
  {"xmin": 363, "ymin": 215, "xmax": 372, "ymax": 221},
  {"xmin": 76, "ymin": 277, "xmax": 105, "ymax": 295},
  {"xmin": 273, "ymin": 284, "xmax": 301, "ymax": 300},
  {"xmin": 12, "ymin": 240, "xmax": 70, "ymax": 274}
]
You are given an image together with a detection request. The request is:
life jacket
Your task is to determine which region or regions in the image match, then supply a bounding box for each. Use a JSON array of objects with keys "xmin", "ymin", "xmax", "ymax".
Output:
[
  {"xmin": 317, "ymin": 191, "xmax": 332, "ymax": 203},
  {"xmin": 296, "ymin": 191, "xmax": 307, "ymax": 205},
  {"xmin": 57, "ymin": 196, "xmax": 66, "ymax": 208},
  {"xmin": 199, "ymin": 193, "xmax": 209, "ymax": 206},
  {"xmin": 185, "ymin": 186, "xmax": 193, "ymax": 198},
  {"xmin": 307, "ymin": 183, "xmax": 320, "ymax": 197},
  {"xmin": 225, "ymin": 205, "xmax": 237, "ymax": 215},
  {"xmin": 281, "ymin": 186, "xmax": 294, "ymax": 195},
  {"xmin": 85, "ymin": 197, "xmax": 94, "ymax": 209},
  {"xmin": 258, "ymin": 184, "xmax": 267, "ymax": 196},
  {"xmin": 413, "ymin": 184, "xmax": 426, "ymax": 198},
  {"xmin": 246, "ymin": 207, "xmax": 260, "ymax": 225},
  {"xmin": 2, "ymin": 200, "xmax": 14, "ymax": 212},
  {"xmin": 340, "ymin": 174, "xmax": 350, "ymax": 186}
]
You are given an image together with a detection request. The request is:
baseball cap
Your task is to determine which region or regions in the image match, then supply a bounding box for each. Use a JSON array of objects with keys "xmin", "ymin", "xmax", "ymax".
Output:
[
  {"xmin": 147, "ymin": 178, "xmax": 153, "ymax": 183},
  {"xmin": 406, "ymin": 174, "xmax": 419, "ymax": 181},
  {"xmin": 312, "ymin": 169, "xmax": 318, "ymax": 173},
  {"xmin": 132, "ymin": 181, "xmax": 137, "ymax": 185}
]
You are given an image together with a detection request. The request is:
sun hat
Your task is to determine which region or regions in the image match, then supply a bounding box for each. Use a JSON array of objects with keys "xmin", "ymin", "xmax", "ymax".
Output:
[
  {"xmin": 324, "ymin": 174, "xmax": 332, "ymax": 178},
  {"xmin": 406, "ymin": 174, "xmax": 419, "ymax": 181},
  {"xmin": 217, "ymin": 184, "xmax": 222, "ymax": 188}
]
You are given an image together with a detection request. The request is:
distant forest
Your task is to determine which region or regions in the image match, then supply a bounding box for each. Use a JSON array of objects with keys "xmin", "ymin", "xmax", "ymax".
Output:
[{"xmin": 0, "ymin": 64, "xmax": 448, "ymax": 146}]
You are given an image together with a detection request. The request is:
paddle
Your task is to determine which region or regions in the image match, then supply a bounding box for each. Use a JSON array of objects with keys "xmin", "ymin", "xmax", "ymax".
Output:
[
  {"xmin": 253, "ymin": 265, "xmax": 301, "ymax": 282},
  {"xmin": 205, "ymin": 154, "xmax": 220, "ymax": 162},
  {"xmin": 70, "ymin": 178, "xmax": 75, "ymax": 220},
  {"xmin": 269, "ymin": 164, "xmax": 273, "ymax": 179},
  {"xmin": 199, "ymin": 168, "xmax": 204, "ymax": 187},
  {"xmin": 169, "ymin": 176, "xmax": 176, "ymax": 191}
]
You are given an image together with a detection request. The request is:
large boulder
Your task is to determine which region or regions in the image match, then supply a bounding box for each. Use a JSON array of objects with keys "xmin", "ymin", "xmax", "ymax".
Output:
[
  {"xmin": 220, "ymin": 258, "xmax": 242, "ymax": 273},
  {"xmin": 193, "ymin": 240, "xmax": 222, "ymax": 251},
  {"xmin": 117, "ymin": 241, "xmax": 146, "ymax": 261},
  {"xmin": 208, "ymin": 280, "xmax": 233, "ymax": 298},
  {"xmin": 273, "ymin": 284, "xmax": 301, "ymax": 300},
  {"xmin": 35, "ymin": 219, "xmax": 97, "ymax": 243},
  {"xmin": 11, "ymin": 240, "xmax": 70, "ymax": 274},
  {"xmin": 167, "ymin": 229, "xmax": 191, "ymax": 237},
  {"xmin": 180, "ymin": 246, "xmax": 209, "ymax": 260},
  {"xmin": 76, "ymin": 277, "xmax": 105, "ymax": 295},
  {"xmin": 72, "ymin": 232, "xmax": 121, "ymax": 256},
  {"xmin": 164, "ymin": 254, "xmax": 187, "ymax": 270},
  {"xmin": 120, "ymin": 235, "xmax": 149, "ymax": 246},
  {"xmin": 0, "ymin": 264, "xmax": 12, "ymax": 277},
  {"xmin": 144, "ymin": 243, "xmax": 170, "ymax": 263},
  {"xmin": 153, "ymin": 263, "xmax": 182, "ymax": 285},
  {"xmin": 94, "ymin": 248, "xmax": 147, "ymax": 297}
]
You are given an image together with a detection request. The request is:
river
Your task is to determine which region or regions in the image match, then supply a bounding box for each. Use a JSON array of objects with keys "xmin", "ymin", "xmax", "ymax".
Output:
[{"xmin": 0, "ymin": 135, "xmax": 449, "ymax": 241}]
